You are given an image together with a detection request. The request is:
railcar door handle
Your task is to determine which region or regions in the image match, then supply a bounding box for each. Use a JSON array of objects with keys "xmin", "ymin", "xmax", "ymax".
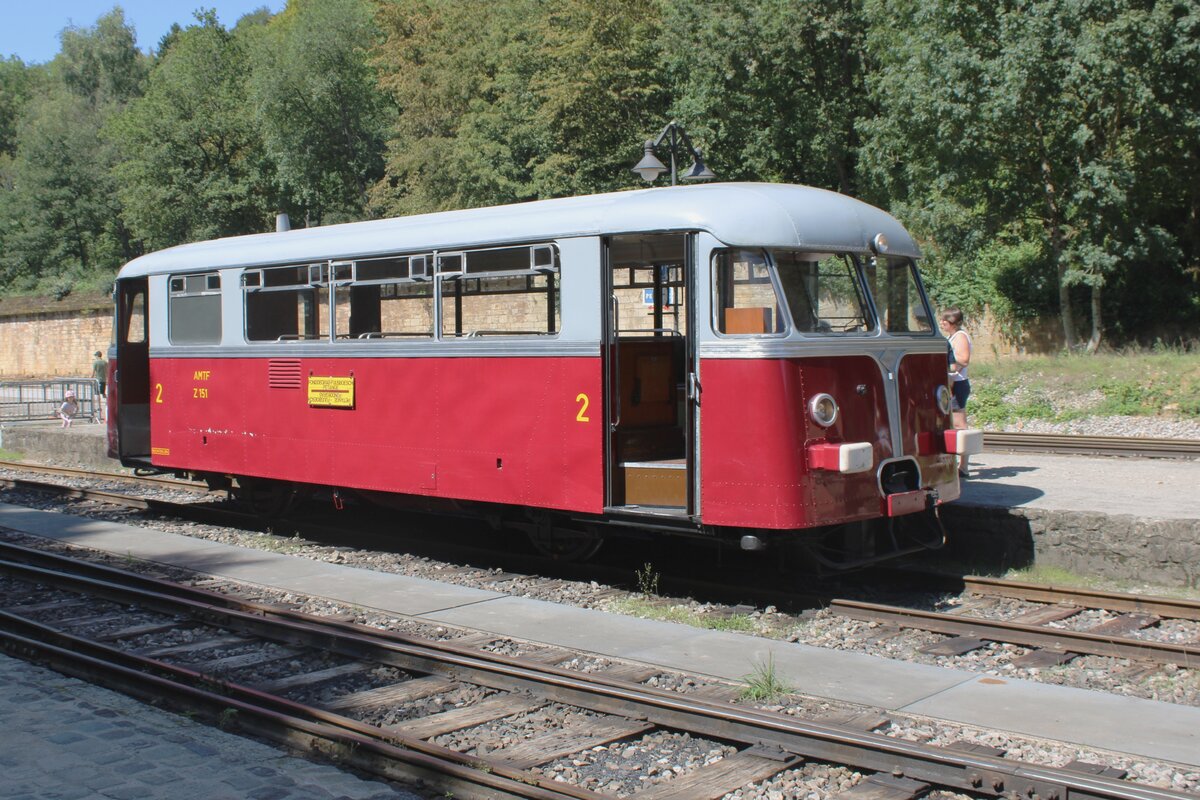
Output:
[{"xmin": 687, "ymin": 373, "xmax": 701, "ymax": 403}]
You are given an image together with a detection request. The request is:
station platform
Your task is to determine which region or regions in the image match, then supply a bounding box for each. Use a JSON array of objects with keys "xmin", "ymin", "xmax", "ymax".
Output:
[{"xmin": 1, "ymin": 501, "xmax": 1198, "ymax": 772}]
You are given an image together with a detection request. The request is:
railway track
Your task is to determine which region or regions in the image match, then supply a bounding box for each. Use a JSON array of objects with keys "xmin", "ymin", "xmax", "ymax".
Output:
[
  {"xmin": 0, "ymin": 458, "xmax": 210, "ymax": 492},
  {"xmin": 831, "ymin": 575, "xmax": 1200, "ymax": 671},
  {"xmin": 0, "ymin": 541, "xmax": 1190, "ymax": 800},
  {"xmin": 0, "ymin": 463, "xmax": 829, "ymax": 610},
  {"xmin": 983, "ymin": 432, "xmax": 1200, "ymax": 459}
]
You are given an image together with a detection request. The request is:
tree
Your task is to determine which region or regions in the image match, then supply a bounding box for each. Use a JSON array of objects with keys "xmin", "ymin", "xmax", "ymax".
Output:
[
  {"xmin": 0, "ymin": 57, "xmax": 43, "ymax": 158},
  {"xmin": 661, "ymin": 0, "xmax": 869, "ymax": 194},
  {"xmin": 0, "ymin": 88, "xmax": 130, "ymax": 291},
  {"xmin": 0, "ymin": 10, "xmax": 144, "ymax": 294},
  {"xmin": 862, "ymin": 0, "xmax": 1199, "ymax": 351},
  {"xmin": 247, "ymin": 0, "xmax": 391, "ymax": 225},
  {"xmin": 108, "ymin": 10, "xmax": 276, "ymax": 248},
  {"xmin": 371, "ymin": 0, "xmax": 668, "ymax": 215},
  {"xmin": 56, "ymin": 7, "xmax": 147, "ymax": 107}
]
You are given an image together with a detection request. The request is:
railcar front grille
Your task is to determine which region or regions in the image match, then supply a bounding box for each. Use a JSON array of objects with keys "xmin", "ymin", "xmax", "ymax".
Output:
[{"xmin": 267, "ymin": 359, "xmax": 303, "ymax": 389}]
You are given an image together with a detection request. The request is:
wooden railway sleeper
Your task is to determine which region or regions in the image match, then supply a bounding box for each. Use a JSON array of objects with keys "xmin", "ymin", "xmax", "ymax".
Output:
[
  {"xmin": 0, "ymin": 623, "xmax": 595, "ymax": 800},
  {"xmin": 2, "ymin": 549, "xmax": 1195, "ymax": 800},
  {"xmin": 0, "ymin": 610, "xmax": 606, "ymax": 800}
]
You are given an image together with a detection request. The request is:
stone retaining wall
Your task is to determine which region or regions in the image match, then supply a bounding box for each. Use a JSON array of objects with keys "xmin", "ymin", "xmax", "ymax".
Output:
[
  {"xmin": 937, "ymin": 504, "xmax": 1200, "ymax": 589},
  {"xmin": 0, "ymin": 293, "xmax": 112, "ymax": 379},
  {"xmin": 0, "ymin": 424, "xmax": 113, "ymax": 471}
]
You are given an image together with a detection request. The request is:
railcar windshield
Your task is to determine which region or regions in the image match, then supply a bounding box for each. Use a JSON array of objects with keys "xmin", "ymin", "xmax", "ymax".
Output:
[
  {"xmin": 772, "ymin": 251, "xmax": 871, "ymax": 334},
  {"xmin": 862, "ymin": 255, "xmax": 933, "ymax": 333}
]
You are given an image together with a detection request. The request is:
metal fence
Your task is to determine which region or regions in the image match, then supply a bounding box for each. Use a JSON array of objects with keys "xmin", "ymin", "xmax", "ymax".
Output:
[{"xmin": 0, "ymin": 379, "xmax": 101, "ymax": 423}]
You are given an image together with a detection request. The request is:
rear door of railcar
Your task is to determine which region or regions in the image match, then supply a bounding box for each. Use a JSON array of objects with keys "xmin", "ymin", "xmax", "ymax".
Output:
[{"xmin": 114, "ymin": 277, "xmax": 152, "ymax": 465}]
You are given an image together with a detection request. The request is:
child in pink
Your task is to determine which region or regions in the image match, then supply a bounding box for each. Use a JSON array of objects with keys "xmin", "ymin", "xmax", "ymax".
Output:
[{"xmin": 58, "ymin": 390, "xmax": 79, "ymax": 428}]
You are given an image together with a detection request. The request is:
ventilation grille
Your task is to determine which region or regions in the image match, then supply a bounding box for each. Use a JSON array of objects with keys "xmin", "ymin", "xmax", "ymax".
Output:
[{"xmin": 268, "ymin": 359, "xmax": 303, "ymax": 389}]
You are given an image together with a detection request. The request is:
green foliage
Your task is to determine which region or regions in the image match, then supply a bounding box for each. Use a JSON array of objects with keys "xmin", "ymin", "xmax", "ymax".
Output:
[
  {"xmin": 0, "ymin": 85, "xmax": 132, "ymax": 290},
  {"xmin": 0, "ymin": 57, "xmax": 44, "ymax": 158},
  {"xmin": 662, "ymin": 0, "xmax": 868, "ymax": 193},
  {"xmin": 635, "ymin": 562, "xmax": 660, "ymax": 597},
  {"xmin": 1095, "ymin": 379, "xmax": 1166, "ymax": 417},
  {"xmin": 371, "ymin": 0, "xmax": 669, "ymax": 214},
  {"xmin": 247, "ymin": 0, "xmax": 390, "ymax": 224},
  {"xmin": 0, "ymin": 0, "xmax": 1197, "ymax": 349},
  {"xmin": 0, "ymin": 10, "xmax": 144, "ymax": 293},
  {"xmin": 970, "ymin": 350, "xmax": 1200, "ymax": 423},
  {"xmin": 55, "ymin": 8, "xmax": 148, "ymax": 107},
  {"xmin": 738, "ymin": 655, "xmax": 791, "ymax": 703},
  {"xmin": 606, "ymin": 596, "xmax": 757, "ymax": 633},
  {"xmin": 107, "ymin": 11, "xmax": 276, "ymax": 248},
  {"xmin": 862, "ymin": 0, "xmax": 1200, "ymax": 349}
]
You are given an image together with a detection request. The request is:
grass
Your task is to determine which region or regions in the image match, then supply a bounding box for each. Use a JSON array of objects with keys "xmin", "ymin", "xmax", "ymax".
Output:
[
  {"xmin": 1001, "ymin": 564, "xmax": 1200, "ymax": 601},
  {"xmin": 0, "ymin": 448, "xmax": 24, "ymax": 460},
  {"xmin": 635, "ymin": 562, "xmax": 660, "ymax": 597},
  {"xmin": 969, "ymin": 348, "xmax": 1200, "ymax": 426},
  {"xmin": 738, "ymin": 655, "xmax": 792, "ymax": 703},
  {"xmin": 605, "ymin": 596, "xmax": 760, "ymax": 633}
]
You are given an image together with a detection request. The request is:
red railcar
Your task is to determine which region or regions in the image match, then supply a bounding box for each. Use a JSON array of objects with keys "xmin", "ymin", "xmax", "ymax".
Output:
[{"xmin": 108, "ymin": 183, "xmax": 981, "ymax": 568}]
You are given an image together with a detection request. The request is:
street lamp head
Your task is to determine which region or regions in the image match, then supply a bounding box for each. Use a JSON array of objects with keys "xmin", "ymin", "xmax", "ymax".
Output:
[
  {"xmin": 681, "ymin": 150, "xmax": 716, "ymax": 182},
  {"xmin": 632, "ymin": 140, "xmax": 667, "ymax": 183}
]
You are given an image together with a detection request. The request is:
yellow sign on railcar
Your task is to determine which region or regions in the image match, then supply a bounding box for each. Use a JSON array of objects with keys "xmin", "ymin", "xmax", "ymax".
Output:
[{"xmin": 307, "ymin": 375, "xmax": 355, "ymax": 408}]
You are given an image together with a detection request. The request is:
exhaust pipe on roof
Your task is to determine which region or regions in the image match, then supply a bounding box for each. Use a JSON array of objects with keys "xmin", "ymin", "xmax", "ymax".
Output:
[{"xmin": 276, "ymin": 213, "xmax": 291, "ymax": 233}]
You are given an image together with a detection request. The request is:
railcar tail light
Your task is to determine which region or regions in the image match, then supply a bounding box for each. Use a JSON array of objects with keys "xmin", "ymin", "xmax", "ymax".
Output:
[
  {"xmin": 936, "ymin": 384, "xmax": 952, "ymax": 415},
  {"xmin": 809, "ymin": 393, "xmax": 838, "ymax": 427}
]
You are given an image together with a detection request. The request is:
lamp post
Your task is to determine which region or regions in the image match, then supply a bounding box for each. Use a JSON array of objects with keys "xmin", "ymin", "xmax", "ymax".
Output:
[{"xmin": 631, "ymin": 121, "xmax": 716, "ymax": 185}]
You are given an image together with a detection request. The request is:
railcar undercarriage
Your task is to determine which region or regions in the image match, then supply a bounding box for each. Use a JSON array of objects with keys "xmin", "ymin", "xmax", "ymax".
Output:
[{"xmin": 197, "ymin": 471, "xmax": 946, "ymax": 573}]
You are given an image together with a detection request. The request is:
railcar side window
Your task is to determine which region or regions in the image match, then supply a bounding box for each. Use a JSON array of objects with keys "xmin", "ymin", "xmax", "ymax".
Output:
[
  {"xmin": 772, "ymin": 251, "xmax": 871, "ymax": 334},
  {"xmin": 244, "ymin": 265, "xmax": 323, "ymax": 341},
  {"xmin": 344, "ymin": 254, "xmax": 433, "ymax": 339},
  {"xmin": 862, "ymin": 256, "xmax": 933, "ymax": 333},
  {"xmin": 439, "ymin": 244, "xmax": 560, "ymax": 337},
  {"xmin": 168, "ymin": 272, "xmax": 221, "ymax": 344},
  {"xmin": 713, "ymin": 249, "xmax": 783, "ymax": 335},
  {"xmin": 121, "ymin": 284, "xmax": 147, "ymax": 344}
]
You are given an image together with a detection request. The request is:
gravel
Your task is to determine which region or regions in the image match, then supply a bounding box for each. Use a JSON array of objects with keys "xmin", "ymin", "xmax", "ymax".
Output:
[
  {"xmin": 987, "ymin": 411, "xmax": 1200, "ymax": 440},
  {"xmin": 3, "ymin": 419, "xmax": 1200, "ymax": 796}
]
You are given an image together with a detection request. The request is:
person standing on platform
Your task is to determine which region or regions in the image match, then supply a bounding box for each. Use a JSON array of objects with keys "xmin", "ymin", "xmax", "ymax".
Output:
[
  {"xmin": 940, "ymin": 308, "xmax": 973, "ymax": 477},
  {"xmin": 92, "ymin": 350, "xmax": 107, "ymax": 422}
]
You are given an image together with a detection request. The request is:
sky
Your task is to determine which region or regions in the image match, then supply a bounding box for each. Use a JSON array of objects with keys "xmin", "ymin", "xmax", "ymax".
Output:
[{"xmin": 0, "ymin": 1, "xmax": 288, "ymax": 65}]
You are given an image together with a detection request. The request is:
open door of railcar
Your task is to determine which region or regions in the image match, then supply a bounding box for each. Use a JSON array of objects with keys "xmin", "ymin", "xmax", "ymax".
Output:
[
  {"xmin": 603, "ymin": 233, "xmax": 699, "ymax": 518},
  {"xmin": 114, "ymin": 277, "xmax": 152, "ymax": 465}
]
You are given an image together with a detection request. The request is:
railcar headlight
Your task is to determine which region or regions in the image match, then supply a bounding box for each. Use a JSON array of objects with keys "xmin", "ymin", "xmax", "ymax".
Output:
[
  {"xmin": 809, "ymin": 393, "xmax": 839, "ymax": 427},
  {"xmin": 936, "ymin": 384, "xmax": 952, "ymax": 415}
]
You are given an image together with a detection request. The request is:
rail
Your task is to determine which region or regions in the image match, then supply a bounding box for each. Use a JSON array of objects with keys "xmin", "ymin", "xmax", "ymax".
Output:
[
  {"xmin": 1, "ymin": 541, "xmax": 1191, "ymax": 800},
  {"xmin": 984, "ymin": 431, "xmax": 1200, "ymax": 459}
]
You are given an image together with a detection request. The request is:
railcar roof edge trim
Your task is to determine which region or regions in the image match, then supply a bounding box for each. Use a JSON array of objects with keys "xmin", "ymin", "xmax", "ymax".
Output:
[{"xmin": 117, "ymin": 182, "xmax": 921, "ymax": 279}]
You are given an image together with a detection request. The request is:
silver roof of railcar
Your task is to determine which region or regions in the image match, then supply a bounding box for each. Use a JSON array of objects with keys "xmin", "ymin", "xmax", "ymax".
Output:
[{"xmin": 117, "ymin": 182, "xmax": 920, "ymax": 278}]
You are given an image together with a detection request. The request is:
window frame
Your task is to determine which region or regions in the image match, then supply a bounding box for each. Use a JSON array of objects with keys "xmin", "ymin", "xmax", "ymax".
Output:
[
  {"xmin": 770, "ymin": 250, "xmax": 876, "ymax": 336},
  {"xmin": 167, "ymin": 270, "xmax": 223, "ymax": 345},
  {"xmin": 861, "ymin": 254, "xmax": 937, "ymax": 336},
  {"xmin": 238, "ymin": 242, "xmax": 562, "ymax": 343},
  {"xmin": 436, "ymin": 243, "xmax": 562, "ymax": 339},
  {"xmin": 710, "ymin": 248, "xmax": 787, "ymax": 338}
]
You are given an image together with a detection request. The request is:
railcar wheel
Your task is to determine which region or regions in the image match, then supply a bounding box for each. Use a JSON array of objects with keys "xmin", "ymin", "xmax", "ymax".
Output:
[
  {"xmin": 232, "ymin": 477, "xmax": 301, "ymax": 517},
  {"xmin": 524, "ymin": 514, "xmax": 604, "ymax": 561}
]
